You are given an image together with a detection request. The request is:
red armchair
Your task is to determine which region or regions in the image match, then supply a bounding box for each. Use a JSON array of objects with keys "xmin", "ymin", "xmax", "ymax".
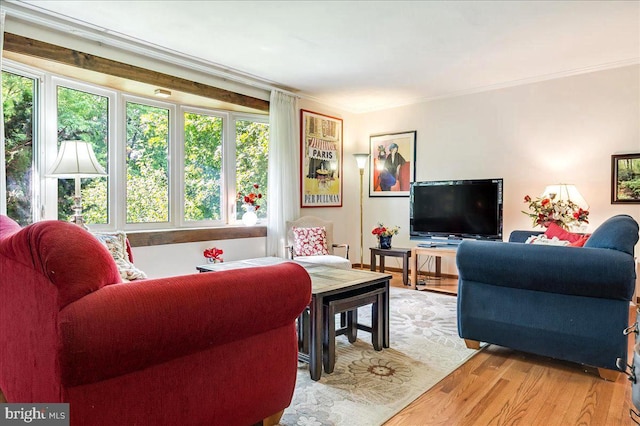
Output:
[{"xmin": 0, "ymin": 216, "xmax": 311, "ymax": 426}]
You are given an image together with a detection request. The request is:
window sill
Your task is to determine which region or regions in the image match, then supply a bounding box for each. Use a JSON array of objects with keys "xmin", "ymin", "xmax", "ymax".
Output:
[{"xmin": 126, "ymin": 225, "xmax": 267, "ymax": 247}]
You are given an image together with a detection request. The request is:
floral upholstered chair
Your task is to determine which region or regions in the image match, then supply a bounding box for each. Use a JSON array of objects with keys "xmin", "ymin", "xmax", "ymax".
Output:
[{"xmin": 285, "ymin": 216, "xmax": 351, "ymax": 269}]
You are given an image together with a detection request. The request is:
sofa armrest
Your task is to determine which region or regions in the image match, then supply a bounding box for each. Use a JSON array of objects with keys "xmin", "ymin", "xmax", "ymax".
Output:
[
  {"xmin": 456, "ymin": 240, "xmax": 636, "ymax": 301},
  {"xmin": 58, "ymin": 262, "xmax": 311, "ymax": 387}
]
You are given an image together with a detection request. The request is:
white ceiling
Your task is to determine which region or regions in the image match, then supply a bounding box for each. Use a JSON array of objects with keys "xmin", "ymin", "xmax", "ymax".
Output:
[{"xmin": 12, "ymin": 0, "xmax": 640, "ymax": 113}]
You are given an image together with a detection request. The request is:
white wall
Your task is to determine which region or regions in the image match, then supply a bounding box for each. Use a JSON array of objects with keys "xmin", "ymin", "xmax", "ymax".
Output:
[
  {"xmin": 131, "ymin": 237, "xmax": 267, "ymax": 278},
  {"xmin": 352, "ymin": 65, "xmax": 640, "ymax": 272},
  {"xmin": 139, "ymin": 65, "xmax": 640, "ymax": 277}
]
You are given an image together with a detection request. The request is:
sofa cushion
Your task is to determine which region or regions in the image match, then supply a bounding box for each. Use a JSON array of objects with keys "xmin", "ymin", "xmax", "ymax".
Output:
[
  {"xmin": 584, "ymin": 214, "xmax": 639, "ymax": 255},
  {"xmin": 293, "ymin": 226, "xmax": 329, "ymax": 256},
  {"xmin": 93, "ymin": 231, "xmax": 147, "ymax": 281}
]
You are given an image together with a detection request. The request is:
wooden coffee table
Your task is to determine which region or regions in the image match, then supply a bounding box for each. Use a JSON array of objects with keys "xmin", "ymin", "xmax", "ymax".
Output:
[{"xmin": 198, "ymin": 258, "xmax": 392, "ymax": 381}]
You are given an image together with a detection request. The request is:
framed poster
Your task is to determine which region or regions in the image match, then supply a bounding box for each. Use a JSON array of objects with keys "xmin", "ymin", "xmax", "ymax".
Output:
[
  {"xmin": 612, "ymin": 153, "xmax": 640, "ymax": 204},
  {"xmin": 300, "ymin": 109, "xmax": 343, "ymax": 207},
  {"xmin": 369, "ymin": 130, "xmax": 416, "ymax": 197}
]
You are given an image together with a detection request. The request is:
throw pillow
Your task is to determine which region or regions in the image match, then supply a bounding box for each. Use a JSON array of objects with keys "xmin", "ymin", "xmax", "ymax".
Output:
[
  {"xmin": 569, "ymin": 235, "xmax": 590, "ymax": 247},
  {"xmin": 544, "ymin": 222, "xmax": 583, "ymax": 243},
  {"xmin": 92, "ymin": 231, "xmax": 147, "ymax": 281},
  {"xmin": 525, "ymin": 235, "xmax": 571, "ymax": 246},
  {"xmin": 293, "ymin": 226, "xmax": 329, "ymax": 256}
]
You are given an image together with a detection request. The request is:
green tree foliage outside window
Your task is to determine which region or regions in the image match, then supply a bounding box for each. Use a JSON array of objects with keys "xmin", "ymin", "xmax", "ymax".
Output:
[
  {"xmin": 4, "ymin": 69, "xmax": 270, "ymax": 228},
  {"xmin": 2, "ymin": 72, "xmax": 34, "ymax": 226},
  {"xmin": 235, "ymin": 120, "xmax": 269, "ymax": 220},
  {"xmin": 56, "ymin": 86, "xmax": 109, "ymax": 224},
  {"xmin": 184, "ymin": 112, "xmax": 223, "ymax": 221},
  {"xmin": 126, "ymin": 102, "xmax": 169, "ymax": 223}
]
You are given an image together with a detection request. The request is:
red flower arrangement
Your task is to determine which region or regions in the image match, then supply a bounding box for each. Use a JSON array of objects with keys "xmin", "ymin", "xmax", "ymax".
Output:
[
  {"xmin": 203, "ymin": 247, "xmax": 224, "ymax": 262},
  {"xmin": 522, "ymin": 195, "xmax": 589, "ymax": 229},
  {"xmin": 237, "ymin": 183, "xmax": 263, "ymax": 210},
  {"xmin": 371, "ymin": 223, "xmax": 400, "ymax": 237}
]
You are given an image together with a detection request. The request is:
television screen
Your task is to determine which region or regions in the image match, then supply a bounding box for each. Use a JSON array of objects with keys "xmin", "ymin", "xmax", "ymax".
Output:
[{"xmin": 410, "ymin": 179, "xmax": 503, "ymax": 241}]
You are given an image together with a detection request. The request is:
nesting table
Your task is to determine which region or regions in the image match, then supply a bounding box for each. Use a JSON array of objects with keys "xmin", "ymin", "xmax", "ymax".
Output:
[{"xmin": 197, "ymin": 257, "xmax": 391, "ymax": 381}]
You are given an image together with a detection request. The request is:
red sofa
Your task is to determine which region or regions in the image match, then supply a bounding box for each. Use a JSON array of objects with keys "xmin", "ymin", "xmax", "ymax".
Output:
[{"xmin": 0, "ymin": 216, "xmax": 311, "ymax": 426}]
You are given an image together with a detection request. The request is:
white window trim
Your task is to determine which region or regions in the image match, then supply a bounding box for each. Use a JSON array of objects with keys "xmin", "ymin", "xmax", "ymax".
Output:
[
  {"xmin": 179, "ymin": 106, "xmax": 229, "ymax": 228},
  {"xmin": 231, "ymin": 113, "xmax": 269, "ymax": 225},
  {"xmin": 3, "ymin": 62, "xmax": 269, "ymax": 231}
]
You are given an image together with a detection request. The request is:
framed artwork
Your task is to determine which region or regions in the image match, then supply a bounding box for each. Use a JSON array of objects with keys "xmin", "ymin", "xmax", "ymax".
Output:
[
  {"xmin": 300, "ymin": 109, "xmax": 343, "ymax": 207},
  {"xmin": 369, "ymin": 130, "xmax": 416, "ymax": 197},
  {"xmin": 611, "ymin": 153, "xmax": 640, "ymax": 204}
]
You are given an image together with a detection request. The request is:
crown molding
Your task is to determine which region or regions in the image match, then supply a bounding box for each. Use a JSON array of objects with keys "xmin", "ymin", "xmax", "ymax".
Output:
[{"xmin": 1, "ymin": 1, "xmax": 298, "ymax": 98}]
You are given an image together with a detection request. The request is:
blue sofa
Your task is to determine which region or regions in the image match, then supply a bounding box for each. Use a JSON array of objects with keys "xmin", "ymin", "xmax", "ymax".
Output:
[{"xmin": 456, "ymin": 214, "xmax": 638, "ymax": 379}]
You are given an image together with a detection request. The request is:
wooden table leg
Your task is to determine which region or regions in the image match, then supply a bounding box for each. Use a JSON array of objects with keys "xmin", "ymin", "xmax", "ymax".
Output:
[
  {"xmin": 370, "ymin": 250, "xmax": 376, "ymax": 272},
  {"xmin": 383, "ymin": 279, "xmax": 390, "ymax": 347},
  {"xmin": 402, "ymin": 253, "xmax": 410, "ymax": 286},
  {"xmin": 310, "ymin": 295, "xmax": 323, "ymax": 381},
  {"xmin": 410, "ymin": 248, "xmax": 418, "ymax": 289}
]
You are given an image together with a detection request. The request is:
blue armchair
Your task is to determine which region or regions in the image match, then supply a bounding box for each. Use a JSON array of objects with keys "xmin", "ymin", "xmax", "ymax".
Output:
[{"xmin": 456, "ymin": 214, "xmax": 638, "ymax": 380}]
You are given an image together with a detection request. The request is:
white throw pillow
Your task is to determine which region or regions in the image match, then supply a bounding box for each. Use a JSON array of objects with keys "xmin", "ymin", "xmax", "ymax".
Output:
[
  {"xmin": 92, "ymin": 231, "xmax": 147, "ymax": 281},
  {"xmin": 525, "ymin": 234, "xmax": 571, "ymax": 246}
]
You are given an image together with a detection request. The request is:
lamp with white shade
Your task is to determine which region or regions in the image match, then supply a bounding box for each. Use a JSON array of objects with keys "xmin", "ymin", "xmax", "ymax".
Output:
[
  {"xmin": 47, "ymin": 140, "xmax": 107, "ymax": 229},
  {"xmin": 541, "ymin": 183, "xmax": 589, "ymax": 210},
  {"xmin": 353, "ymin": 153, "xmax": 369, "ymax": 269}
]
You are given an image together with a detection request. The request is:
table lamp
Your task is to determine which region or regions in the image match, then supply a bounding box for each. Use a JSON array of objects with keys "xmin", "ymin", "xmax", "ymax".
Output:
[
  {"xmin": 47, "ymin": 140, "xmax": 107, "ymax": 229},
  {"xmin": 541, "ymin": 183, "xmax": 589, "ymax": 209}
]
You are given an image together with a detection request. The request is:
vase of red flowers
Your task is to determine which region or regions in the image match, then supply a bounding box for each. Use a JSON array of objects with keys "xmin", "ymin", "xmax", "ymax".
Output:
[
  {"xmin": 238, "ymin": 184, "xmax": 262, "ymax": 226},
  {"xmin": 372, "ymin": 223, "xmax": 400, "ymax": 249}
]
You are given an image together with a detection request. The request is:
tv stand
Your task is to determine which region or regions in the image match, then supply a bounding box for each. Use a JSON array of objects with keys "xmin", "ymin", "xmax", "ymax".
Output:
[{"xmin": 410, "ymin": 245, "xmax": 458, "ymax": 290}]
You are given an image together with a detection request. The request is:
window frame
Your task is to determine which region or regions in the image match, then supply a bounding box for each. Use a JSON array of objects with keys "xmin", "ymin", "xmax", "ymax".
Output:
[
  {"xmin": 2, "ymin": 60, "xmax": 45, "ymax": 225},
  {"xmin": 119, "ymin": 94, "xmax": 176, "ymax": 231},
  {"xmin": 231, "ymin": 113, "xmax": 270, "ymax": 222},
  {"xmin": 179, "ymin": 105, "xmax": 229, "ymax": 228},
  {"xmin": 48, "ymin": 76, "xmax": 118, "ymax": 229},
  {"xmin": 3, "ymin": 59, "xmax": 269, "ymax": 231}
]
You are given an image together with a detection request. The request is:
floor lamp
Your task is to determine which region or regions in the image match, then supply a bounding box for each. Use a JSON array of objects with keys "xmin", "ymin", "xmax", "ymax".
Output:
[
  {"xmin": 353, "ymin": 153, "xmax": 369, "ymax": 269},
  {"xmin": 47, "ymin": 140, "xmax": 107, "ymax": 229}
]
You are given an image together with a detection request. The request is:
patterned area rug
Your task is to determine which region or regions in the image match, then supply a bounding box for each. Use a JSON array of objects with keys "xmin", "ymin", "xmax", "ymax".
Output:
[{"xmin": 279, "ymin": 287, "xmax": 479, "ymax": 426}]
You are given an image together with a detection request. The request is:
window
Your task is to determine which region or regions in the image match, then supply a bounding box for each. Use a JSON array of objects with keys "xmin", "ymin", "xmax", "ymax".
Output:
[
  {"xmin": 125, "ymin": 100, "xmax": 170, "ymax": 224},
  {"xmin": 183, "ymin": 110, "xmax": 223, "ymax": 222},
  {"xmin": 2, "ymin": 60, "xmax": 269, "ymax": 230},
  {"xmin": 235, "ymin": 118, "xmax": 269, "ymax": 220},
  {"xmin": 56, "ymin": 85, "xmax": 109, "ymax": 224},
  {"xmin": 2, "ymin": 71, "xmax": 36, "ymax": 226}
]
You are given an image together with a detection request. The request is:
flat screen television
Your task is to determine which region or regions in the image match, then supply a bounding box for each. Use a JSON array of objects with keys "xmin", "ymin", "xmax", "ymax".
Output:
[{"xmin": 410, "ymin": 178, "xmax": 503, "ymax": 241}]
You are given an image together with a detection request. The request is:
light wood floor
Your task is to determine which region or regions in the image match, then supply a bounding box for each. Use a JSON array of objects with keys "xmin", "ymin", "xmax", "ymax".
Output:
[{"xmin": 380, "ymin": 268, "xmax": 637, "ymax": 426}]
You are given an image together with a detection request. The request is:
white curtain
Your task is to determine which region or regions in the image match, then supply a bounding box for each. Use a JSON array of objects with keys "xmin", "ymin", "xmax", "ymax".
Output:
[
  {"xmin": 266, "ymin": 90, "xmax": 299, "ymax": 257},
  {"xmin": 0, "ymin": 10, "xmax": 6, "ymax": 216}
]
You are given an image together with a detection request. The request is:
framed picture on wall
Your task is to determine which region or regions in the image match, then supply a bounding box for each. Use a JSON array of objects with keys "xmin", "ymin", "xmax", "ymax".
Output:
[
  {"xmin": 369, "ymin": 130, "xmax": 416, "ymax": 197},
  {"xmin": 300, "ymin": 110, "xmax": 343, "ymax": 207},
  {"xmin": 612, "ymin": 153, "xmax": 640, "ymax": 204}
]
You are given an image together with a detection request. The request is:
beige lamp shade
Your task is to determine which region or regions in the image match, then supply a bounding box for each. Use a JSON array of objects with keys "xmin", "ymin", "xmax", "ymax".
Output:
[
  {"xmin": 541, "ymin": 184, "xmax": 589, "ymax": 210},
  {"xmin": 47, "ymin": 140, "xmax": 107, "ymax": 178},
  {"xmin": 353, "ymin": 153, "xmax": 369, "ymax": 170}
]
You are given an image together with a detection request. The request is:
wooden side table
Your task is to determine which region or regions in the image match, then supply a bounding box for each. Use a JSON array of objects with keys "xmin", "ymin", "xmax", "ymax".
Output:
[
  {"xmin": 370, "ymin": 247, "xmax": 412, "ymax": 286},
  {"xmin": 410, "ymin": 246, "xmax": 458, "ymax": 290}
]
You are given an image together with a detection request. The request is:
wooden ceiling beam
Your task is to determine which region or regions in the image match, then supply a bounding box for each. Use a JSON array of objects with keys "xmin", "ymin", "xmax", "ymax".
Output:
[{"xmin": 3, "ymin": 32, "xmax": 270, "ymax": 112}]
